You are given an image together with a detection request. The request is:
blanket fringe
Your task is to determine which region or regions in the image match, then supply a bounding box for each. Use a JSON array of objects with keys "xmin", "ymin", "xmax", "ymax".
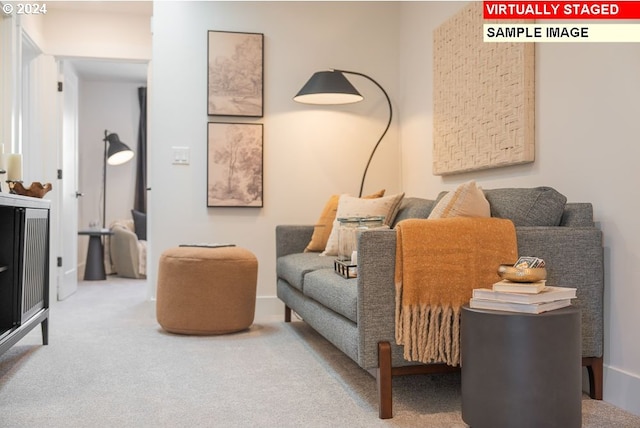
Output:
[{"xmin": 397, "ymin": 304, "xmax": 461, "ymax": 366}]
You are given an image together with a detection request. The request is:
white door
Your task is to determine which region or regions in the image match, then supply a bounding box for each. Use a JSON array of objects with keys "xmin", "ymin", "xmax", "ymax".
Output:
[{"xmin": 57, "ymin": 61, "xmax": 79, "ymax": 300}]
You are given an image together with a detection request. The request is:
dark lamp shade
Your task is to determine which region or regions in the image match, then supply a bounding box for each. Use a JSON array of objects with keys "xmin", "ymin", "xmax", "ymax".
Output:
[
  {"xmin": 293, "ymin": 71, "xmax": 363, "ymax": 105},
  {"xmin": 105, "ymin": 133, "xmax": 134, "ymax": 165}
]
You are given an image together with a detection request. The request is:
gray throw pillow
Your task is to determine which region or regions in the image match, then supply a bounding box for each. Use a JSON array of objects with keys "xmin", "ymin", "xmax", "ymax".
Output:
[
  {"xmin": 484, "ymin": 187, "xmax": 567, "ymax": 226},
  {"xmin": 392, "ymin": 198, "xmax": 436, "ymax": 227},
  {"xmin": 131, "ymin": 209, "xmax": 147, "ymax": 241}
]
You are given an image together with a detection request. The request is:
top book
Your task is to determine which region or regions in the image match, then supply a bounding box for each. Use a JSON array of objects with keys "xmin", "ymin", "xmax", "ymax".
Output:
[
  {"xmin": 473, "ymin": 285, "xmax": 577, "ymax": 304},
  {"xmin": 493, "ymin": 279, "xmax": 546, "ymax": 294}
]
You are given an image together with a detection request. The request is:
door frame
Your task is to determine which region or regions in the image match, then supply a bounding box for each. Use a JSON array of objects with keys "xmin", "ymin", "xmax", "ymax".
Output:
[{"xmin": 56, "ymin": 60, "xmax": 80, "ymax": 300}]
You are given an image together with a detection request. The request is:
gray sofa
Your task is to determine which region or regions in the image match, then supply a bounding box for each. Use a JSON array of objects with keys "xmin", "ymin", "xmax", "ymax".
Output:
[{"xmin": 276, "ymin": 187, "xmax": 604, "ymax": 419}]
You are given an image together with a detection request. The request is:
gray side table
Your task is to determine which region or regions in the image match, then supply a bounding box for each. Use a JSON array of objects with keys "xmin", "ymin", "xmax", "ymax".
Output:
[
  {"xmin": 78, "ymin": 229, "xmax": 113, "ymax": 281},
  {"xmin": 461, "ymin": 305, "xmax": 582, "ymax": 428}
]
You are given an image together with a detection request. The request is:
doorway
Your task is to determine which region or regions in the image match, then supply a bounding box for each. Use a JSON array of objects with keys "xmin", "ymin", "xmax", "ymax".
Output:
[
  {"xmin": 69, "ymin": 59, "xmax": 148, "ymax": 284},
  {"xmin": 2, "ymin": 1, "xmax": 153, "ymax": 300}
]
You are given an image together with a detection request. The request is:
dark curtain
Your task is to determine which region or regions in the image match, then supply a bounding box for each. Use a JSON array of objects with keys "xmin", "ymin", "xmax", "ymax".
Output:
[{"xmin": 134, "ymin": 87, "xmax": 147, "ymax": 213}]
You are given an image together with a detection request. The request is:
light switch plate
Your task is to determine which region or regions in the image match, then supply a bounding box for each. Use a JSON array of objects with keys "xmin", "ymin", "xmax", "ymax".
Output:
[{"xmin": 172, "ymin": 146, "xmax": 190, "ymax": 165}]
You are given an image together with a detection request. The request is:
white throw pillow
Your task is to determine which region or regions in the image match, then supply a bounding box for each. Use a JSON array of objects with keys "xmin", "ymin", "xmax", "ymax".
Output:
[
  {"xmin": 428, "ymin": 180, "xmax": 490, "ymax": 219},
  {"xmin": 322, "ymin": 192, "xmax": 405, "ymax": 256}
]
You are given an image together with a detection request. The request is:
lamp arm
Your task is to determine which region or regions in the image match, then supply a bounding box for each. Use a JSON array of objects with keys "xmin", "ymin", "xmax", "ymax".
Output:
[{"xmin": 334, "ymin": 69, "xmax": 393, "ymax": 198}]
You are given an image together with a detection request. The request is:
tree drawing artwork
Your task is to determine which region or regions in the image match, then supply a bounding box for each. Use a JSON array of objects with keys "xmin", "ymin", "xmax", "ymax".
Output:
[
  {"xmin": 208, "ymin": 31, "xmax": 263, "ymax": 117},
  {"xmin": 208, "ymin": 123, "xmax": 263, "ymax": 207}
]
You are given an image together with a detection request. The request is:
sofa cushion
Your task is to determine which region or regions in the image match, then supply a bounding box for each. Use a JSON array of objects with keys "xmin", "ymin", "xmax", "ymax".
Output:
[
  {"xmin": 276, "ymin": 253, "xmax": 335, "ymax": 292},
  {"xmin": 303, "ymin": 269, "xmax": 357, "ymax": 323},
  {"xmin": 428, "ymin": 180, "xmax": 490, "ymax": 219},
  {"xmin": 484, "ymin": 187, "xmax": 567, "ymax": 226},
  {"xmin": 304, "ymin": 190, "xmax": 385, "ymax": 253},
  {"xmin": 323, "ymin": 192, "xmax": 405, "ymax": 256}
]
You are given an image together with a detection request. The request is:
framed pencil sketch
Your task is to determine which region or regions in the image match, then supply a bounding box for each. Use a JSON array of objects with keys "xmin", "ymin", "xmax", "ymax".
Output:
[
  {"xmin": 207, "ymin": 122, "xmax": 263, "ymax": 207},
  {"xmin": 207, "ymin": 30, "xmax": 264, "ymax": 117}
]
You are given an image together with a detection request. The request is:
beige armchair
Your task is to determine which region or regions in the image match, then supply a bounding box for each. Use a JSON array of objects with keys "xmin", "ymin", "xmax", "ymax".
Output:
[{"xmin": 108, "ymin": 219, "xmax": 147, "ymax": 279}]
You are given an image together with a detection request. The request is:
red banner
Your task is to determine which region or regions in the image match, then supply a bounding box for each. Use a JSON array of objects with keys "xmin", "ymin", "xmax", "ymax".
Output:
[{"xmin": 484, "ymin": 1, "xmax": 640, "ymax": 19}]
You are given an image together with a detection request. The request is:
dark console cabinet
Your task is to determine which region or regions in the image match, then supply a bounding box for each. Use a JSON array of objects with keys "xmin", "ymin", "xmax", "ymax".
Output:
[{"xmin": 0, "ymin": 193, "xmax": 50, "ymax": 356}]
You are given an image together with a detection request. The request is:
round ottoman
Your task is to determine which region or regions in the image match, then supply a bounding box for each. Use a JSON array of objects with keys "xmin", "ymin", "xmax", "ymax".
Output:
[{"xmin": 156, "ymin": 246, "xmax": 258, "ymax": 335}]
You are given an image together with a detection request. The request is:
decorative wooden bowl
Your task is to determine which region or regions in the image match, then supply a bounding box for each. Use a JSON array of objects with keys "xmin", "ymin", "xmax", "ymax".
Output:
[{"xmin": 8, "ymin": 181, "xmax": 53, "ymax": 198}]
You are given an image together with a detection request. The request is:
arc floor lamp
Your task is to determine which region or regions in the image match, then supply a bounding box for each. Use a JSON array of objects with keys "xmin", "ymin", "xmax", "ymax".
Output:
[
  {"xmin": 294, "ymin": 69, "xmax": 392, "ymax": 197},
  {"xmin": 102, "ymin": 130, "xmax": 134, "ymax": 228}
]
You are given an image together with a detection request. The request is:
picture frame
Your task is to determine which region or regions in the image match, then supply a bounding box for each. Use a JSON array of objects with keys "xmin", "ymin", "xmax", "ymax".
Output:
[
  {"xmin": 207, "ymin": 122, "xmax": 263, "ymax": 207},
  {"xmin": 207, "ymin": 30, "xmax": 264, "ymax": 117}
]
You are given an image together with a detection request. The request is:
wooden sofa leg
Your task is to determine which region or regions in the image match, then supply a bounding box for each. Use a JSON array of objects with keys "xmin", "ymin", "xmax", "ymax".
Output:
[
  {"xmin": 377, "ymin": 341, "xmax": 393, "ymax": 419},
  {"xmin": 584, "ymin": 356, "xmax": 603, "ymax": 400},
  {"xmin": 284, "ymin": 305, "xmax": 291, "ymax": 323}
]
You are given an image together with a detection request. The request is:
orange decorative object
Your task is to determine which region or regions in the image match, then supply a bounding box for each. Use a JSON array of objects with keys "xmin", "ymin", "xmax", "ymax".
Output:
[{"xmin": 9, "ymin": 181, "xmax": 53, "ymax": 198}]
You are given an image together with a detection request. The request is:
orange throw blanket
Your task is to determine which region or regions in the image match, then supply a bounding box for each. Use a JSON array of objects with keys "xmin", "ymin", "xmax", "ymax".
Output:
[{"xmin": 395, "ymin": 217, "xmax": 517, "ymax": 366}]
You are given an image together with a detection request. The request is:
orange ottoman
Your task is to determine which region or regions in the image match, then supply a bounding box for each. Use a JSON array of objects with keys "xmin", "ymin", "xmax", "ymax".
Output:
[{"xmin": 156, "ymin": 246, "xmax": 258, "ymax": 335}]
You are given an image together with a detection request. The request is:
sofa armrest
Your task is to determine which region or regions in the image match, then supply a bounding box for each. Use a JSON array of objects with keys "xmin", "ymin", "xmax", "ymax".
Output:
[
  {"xmin": 110, "ymin": 226, "xmax": 142, "ymax": 279},
  {"xmin": 560, "ymin": 203, "xmax": 595, "ymax": 227},
  {"xmin": 517, "ymin": 226, "xmax": 604, "ymax": 358},
  {"xmin": 356, "ymin": 228, "xmax": 399, "ymax": 369},
  {"xmin": 276, "ymin": 225, "xmax": 314, "ymax": 258}
]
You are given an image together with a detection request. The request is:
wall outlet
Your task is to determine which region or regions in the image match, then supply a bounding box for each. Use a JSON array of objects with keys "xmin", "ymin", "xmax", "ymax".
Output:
[{"xmin": 172, "ymin": 146, "xmax": 190, "ymax": 165}]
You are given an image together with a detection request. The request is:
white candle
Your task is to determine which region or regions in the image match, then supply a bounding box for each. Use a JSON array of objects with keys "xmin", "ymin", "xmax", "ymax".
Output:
[
  {"xmin": 6, "ymin": 154, "xmax": 22, "ymax": 181},
  {"xmin": 0, "ymin": 154, "xmax": 5, "ymax": 195}
]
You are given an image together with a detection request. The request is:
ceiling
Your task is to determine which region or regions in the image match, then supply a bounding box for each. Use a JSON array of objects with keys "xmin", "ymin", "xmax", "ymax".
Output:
[
  {"xmin": 69, "ymin": 59, "xmax": 148, "ymax": 84},
  {"xmin": 46, "ymin": 1, "xmax": 152, "ymax": 16}
]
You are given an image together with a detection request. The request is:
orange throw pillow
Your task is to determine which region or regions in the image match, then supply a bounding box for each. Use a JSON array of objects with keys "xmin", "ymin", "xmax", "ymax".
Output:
[{"xmin": 304, "ymin": 189, "xmax": 385, "ymax": 252}]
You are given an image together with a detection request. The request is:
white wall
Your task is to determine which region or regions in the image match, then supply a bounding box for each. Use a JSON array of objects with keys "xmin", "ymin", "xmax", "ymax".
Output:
[
  {"xmin": 399, "ymin": 1, "xmax": 640, "ymax": 416},
  {"xmin": 40, "ymin": 8, "xmax": 151, "ymax": 61},
  {"xmin": 149, "ymin": 2, "xmax": 402, "ymax": 312},
  {"xmin": 0, "ymin": 10, "xmax": 15, "ymax": 151},
  {"xmin": 19, "ymin": 53, "xmax": 60, "ymax": 304},
  {"xmin": 78, "ymin": 81, "xmax": 141, "ymax": 229}
]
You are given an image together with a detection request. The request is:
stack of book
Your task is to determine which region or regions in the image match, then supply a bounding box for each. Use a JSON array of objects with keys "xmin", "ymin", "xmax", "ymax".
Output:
[{"xmin": 469, "ymin": 280, "xmax": 577, "ymax": 314}]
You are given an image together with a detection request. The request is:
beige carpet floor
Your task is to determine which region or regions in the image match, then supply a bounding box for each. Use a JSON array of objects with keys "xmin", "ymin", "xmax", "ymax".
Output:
[{"xmin": 1, "ymin": 277, "xmax": 639, "ymax": 427}]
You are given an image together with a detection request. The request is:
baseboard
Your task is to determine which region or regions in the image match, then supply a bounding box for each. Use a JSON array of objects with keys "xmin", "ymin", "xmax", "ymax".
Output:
[
  {"xmin": 603, "ymin": 364, "xmax": 640, "ymax": 416},
  {"xmin": 255, "ymin": 296, "xmax": 284, "ymax": 323}
]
